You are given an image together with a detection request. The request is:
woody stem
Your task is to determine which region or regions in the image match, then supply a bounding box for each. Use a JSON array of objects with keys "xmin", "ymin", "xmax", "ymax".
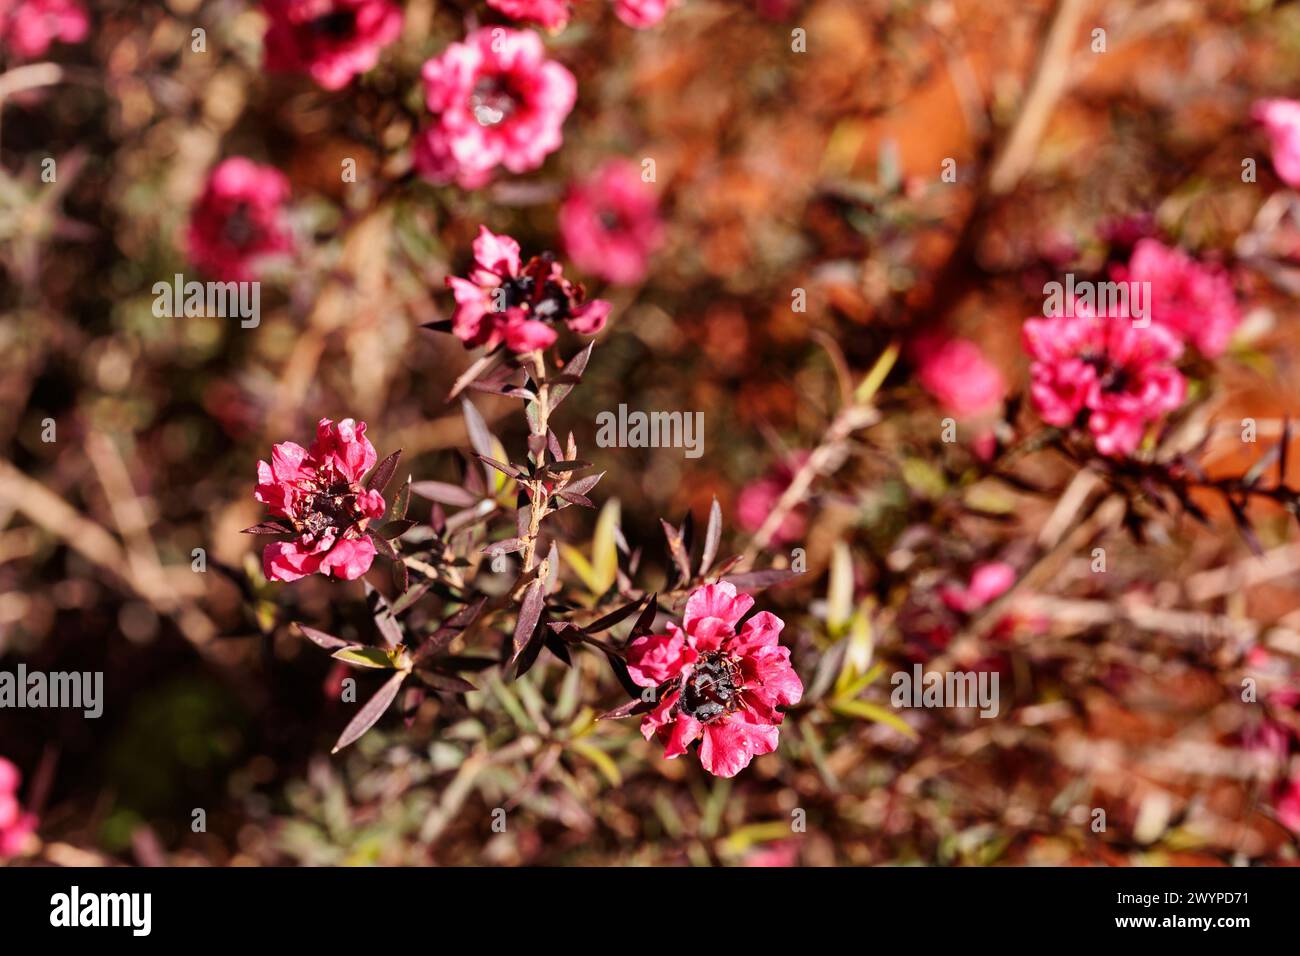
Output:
[{"xmin": 519, "ymin": 350, "xmax": 551, "ymax": 580}]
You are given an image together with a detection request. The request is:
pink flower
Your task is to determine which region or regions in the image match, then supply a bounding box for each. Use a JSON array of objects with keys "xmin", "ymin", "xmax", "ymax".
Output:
[
  {"xmin": 1252, "ymin": 98, "xmax": 1300, "ymax": 189},
  {"xmin": 262, "ymin": 0, "xmax": 403, "ymax": 90},
  {"xmin": 744, "ymin": 840, "xmax": 800, "ymax": 866},
  {"xmin": 445, "ymin": 225, "xmax": 611, "ymax": 352},
  {"xmin": 911, "ymin": 333, "xmax": 1006, "ymax": 417},
  {"xmin": 626, "ymin": 583, "xmax": 803, "ymax": 778},
  {"xmin": 559, "ymin": 160, "xmax": 664, "ymax": 285},
  {"xmin": 1022, "ymin": 304, "xmax": 1186, "ymax": 457},
  {"xmin": 736, "ymin": 451, "xmax": 809, "ymax": 547},
  {"xmin": 612, "ymin": 0, "xmax": 670, "ymax": 28},
  {"xmin": 1276, "ymin": 774, "xmax": 1300, "ymax": 832},
  {"xmin": 414, "ymin": 28, "xmax": 576, "ymax": 190},
  {"xmin": 1117, "ymin": 239, "xmax": 1240, "ymax": 358},
  {"xmin": 185, "ymin": 158, "xmax": 293, "ymax": 282},
  {"xmin": 940, "ymin": 562, "xmax": 1016, "ymax": 614},
  {"xmin": 486, "ymin": 0, "xmax": 572, "ymax": 30},
  {"xmin": 0, "ymin": 0, "xmax": 88, "ymax": 59},
  {"xmin": 252, "ymin": 418, "xmax": 388, "ymax": 582},
  {"xmin": 0, "ymin": 756, "xmax": 36, "ymax": 859}
]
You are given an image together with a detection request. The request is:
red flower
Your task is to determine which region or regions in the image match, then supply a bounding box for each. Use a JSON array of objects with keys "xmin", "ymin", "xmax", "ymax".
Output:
[
  {"xmin": 262, "ymin": 0, "xmax": 403, "ymax": 91},
  {"xmin": 627, "ymin": 583, "xmax": 803, "ymax": 777},
  {"xmin": 911, "ymin": 333, "xmax": 1006, "ymax": 417},
  {"xmin": 486, "ymin": 0, "xmax": 572, "ymax": 30},
  {"xmin": 940, "ymin": 561, "xmax": 1015, "ymax": 614},
  {"xmin": 446, "ymin": 225, "xmax": 611, "ymax": 353},
  {"xmin": 612, "ymin": 0, "xmax": 670, "ymax": 28},
  {"xmin": 0, "ymin": 0, "xmax": 87, "ymax": 59},
  {"xmin": 1253, "ymin": 98, "xmax": 1300, "ymax": 189},
  {"xmin": 186, "ymin": 158, "xmax": 293, "ymax": 282},
  {"xmin": 0, "ymin": 756, "xmax": 36, "ymax": 859},
  {"xmin": 735, "ymin": 451, "xmax": 810, "ymax": 547},
  {"xmin": 559, "ymin": 159, "xmax": 664, "ymax": 285},
  {"xmin": 254, "ymin": 418, "xmax": 388, "ymax": 582},
  {"xmin": 414, "ymin": 27, "xmax": 576, "ymax": 189},
  {"xmin": 1022, "ymin": 303, "xmax": 1186, "ymax": 457},
  {"xmin": 1116, "ymin": 238, "xmax": 1241, "ymax": 358}
]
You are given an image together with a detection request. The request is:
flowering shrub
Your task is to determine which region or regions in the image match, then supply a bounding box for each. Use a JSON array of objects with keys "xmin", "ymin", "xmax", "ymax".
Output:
[{"xmin": 9, "ymin": 0, "xmax": 1300, "ymax": 870}]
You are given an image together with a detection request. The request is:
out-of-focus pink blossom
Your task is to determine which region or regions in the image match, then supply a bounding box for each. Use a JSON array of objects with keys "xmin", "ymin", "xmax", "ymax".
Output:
[
  {"xmin": 1253, "ymin": 98, "xmax": 1300, "ymax": 189},
  {"xmin": 1099, "ymin": 212, "xmax": 1157, "ymax": 252},
  {"xmin": 486, "ymin": 0, "xmax": 572, "ymax": 30},
  {"xmin": 0, "ymin": 756, "xmax": 36, "ymax": 859},
  {"xmin": 559, "ymin": 160, "xmax": 663, "ymax": 285},
  {"xmin": 0, "ymin": 0, "xmax": 87, "ymax": 59},
  {"xmin": 755, "ymin": 0, "xmax": 801, "ymax": 21},
  {"xmin": 185, "ymin": 158, "xmax": 293, "ymax": 282},
  {"xmin": 1022, "ymin": 304, "xmax": 1186, "ymax": 457},
  {"xmin": 415, "ymin": 28, "xmax": 575, "ymax": 189},
  {"xmin": 262, "ymin": 0, "xmax": 402, "ymax": 90},
  {"xmin": 744, "ymin": 841, "xmax": 800, "ymax": 866},
  {"xmin": 1277, "ymin": 775, "xmax": 1300, "ymax": 832},
  {"xmin": 253, "ymin": 418, "xmax": 388, "ymax": 582},
  {"xmin": 735, "ymin": 451, "xmax": 809, "ymax": 547},
  {"xmin": 940, "ymin": 562, "xmax": 1016, "ymax": 614},
  {"xmin": 626, "ymin": 583, "xmax": 803, "ymax": 778},
  {"xmin": 1117, "ymin": 239, "xmax": 1240, "ymax": 357},
  {"xmin": 612, "ymin": 0, "xmax": 670, "ymax": 28},
  {"xmin": 445, "ymin": 225, "xmax": 611, "ymax": 353},
  {"xmin": 911, "ymin": 333, "xmax": 1006, "ymax": 417}
]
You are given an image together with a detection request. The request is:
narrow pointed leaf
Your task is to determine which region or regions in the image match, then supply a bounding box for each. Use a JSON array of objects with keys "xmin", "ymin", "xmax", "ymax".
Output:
[
  {"xmin": 366, "ymin": 450, "xmax": 402, "ymax": 494},
  {"xmin": 332, "ymin": 671, "xmax": 407, "ymax": 752},
  {"xmin": 295, "ymin": 623, "xmax": 350, "ymax": 651}
]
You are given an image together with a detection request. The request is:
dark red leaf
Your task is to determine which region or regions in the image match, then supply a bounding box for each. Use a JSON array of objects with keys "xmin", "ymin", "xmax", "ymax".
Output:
[
  {"xmin": 332, "ymin": 671, "xmax": 406, "ymax": 753},
  {"xmin": 366, "ymin": 450, "xmax": 402, "ymax": 494}
]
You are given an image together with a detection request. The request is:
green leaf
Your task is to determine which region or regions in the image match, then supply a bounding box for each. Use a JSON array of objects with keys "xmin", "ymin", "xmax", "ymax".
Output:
[
  {"xmin": 331, "ymin": 646, "xmax": 397, "ymax": 669},
  {"xmin": 560, "ymin": 544, "xmax": 599, "ymax": 595},
  {"xmin": 592, "ymin": 498, "xmax": 620, "ymax": 596},
  {"xmin": 831, "ymin": 699, "xmax": 918, "ymax": 739},
  {"xmin": 827, "ymin": 541, "xmax": 853, "ymax": 634},
  {"xmin": 570, "ymin": 740, "xmax": 622, "ymax": 787}
]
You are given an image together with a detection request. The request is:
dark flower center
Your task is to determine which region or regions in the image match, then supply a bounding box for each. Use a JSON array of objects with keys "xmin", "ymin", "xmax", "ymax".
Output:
[
  {"xmin": 1081, "ymin": 353, "xmax": 1132, "ymax": 394},
  {"xmin": 223, "ymin": 202, "xmax": 259, "ymax": 250},
  {"xmin": 470, "ymin": 77, "xmax": 518, "ymax": 127},
  {"xmin": 495, "ymin": 258, "xmax": 574, "ymax": 322},
  {"xmin": 308, "ymin": 10, "xmax": 357, "ymax": 39},
  {"xmin": 298, "ymin": 481, "xmax": 364, "ymax": 540},
  {"xmin": 679, "ymin": 651, "xmax": 740, "ymax": 723}
]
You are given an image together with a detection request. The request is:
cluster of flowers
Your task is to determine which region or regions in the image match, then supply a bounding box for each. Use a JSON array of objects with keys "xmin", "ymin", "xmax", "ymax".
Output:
[
  {"xmin": 0, "ymin": 757, "xmax": 36, "ymax": 859},
  {"xmin": 0, "ymin": 0, "xmax": 86, "ymax": 58},
  {"xmin": 259, "ymin": 1, "xmax": 667, "ymax": 190},
  {"xmin": 249, "ymin": 415, "xmax": 805, "ymax": 778},
  {"xmin": 897, "ymin": 95, "xmax": 1300, "ymax": 461},
  {"xmin": 906, "ymin": 233, "xmax": 1244, "ymax": 459}
]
